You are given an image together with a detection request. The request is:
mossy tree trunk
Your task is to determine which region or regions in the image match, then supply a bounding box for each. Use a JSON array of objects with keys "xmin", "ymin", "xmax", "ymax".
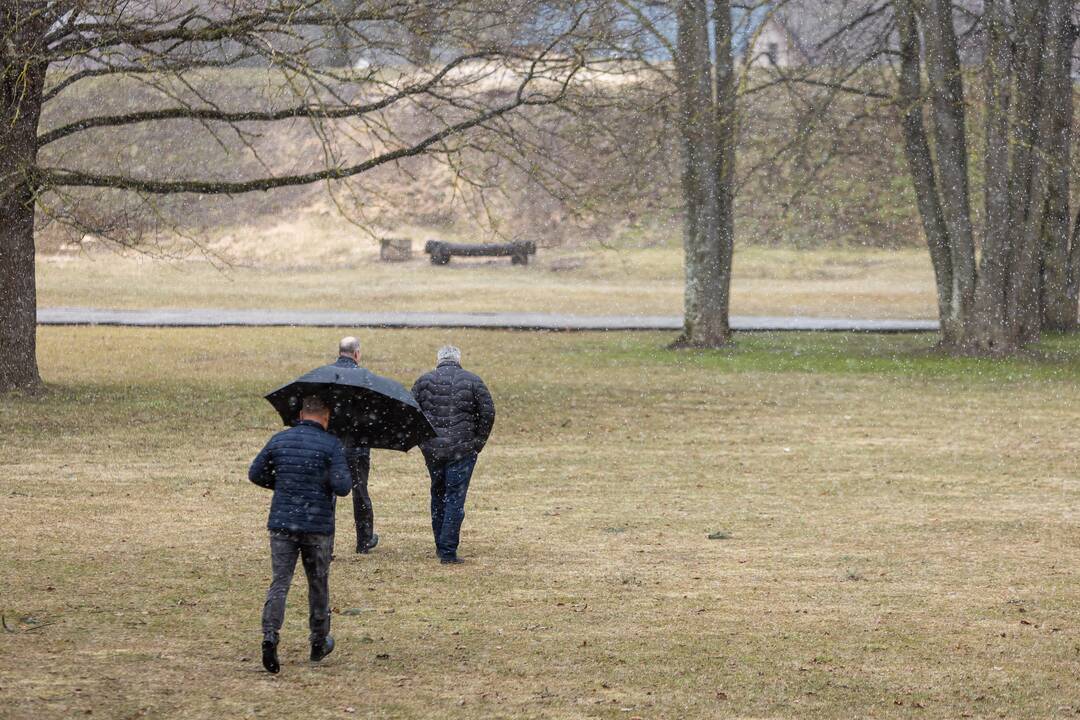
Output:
[{"xmin": 673, "ymin": 0, "xmax": 735, "ymax": 349}]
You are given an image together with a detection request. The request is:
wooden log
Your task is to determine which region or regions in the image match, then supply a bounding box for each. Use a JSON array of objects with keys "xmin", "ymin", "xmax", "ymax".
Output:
[
  {"xmin": 379, "ymin": 237, "xmax": 412, "ymax": 262},
  {"xmin": 425, "ymin": 239, "xmax": 451, "ymax": 265},
  {"xmin": 424, "ymin": 240, "xmax": 536, "ymax": 265}
]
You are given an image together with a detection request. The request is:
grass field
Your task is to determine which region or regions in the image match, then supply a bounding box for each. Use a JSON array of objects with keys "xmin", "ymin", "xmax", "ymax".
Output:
[
  {"xmin": 2, "ymin": 327, "xmax": 1079, "ymax": 719},
  {"xmin": 36, "ymin": 246, "xmax": 937, "ymax": 320}
]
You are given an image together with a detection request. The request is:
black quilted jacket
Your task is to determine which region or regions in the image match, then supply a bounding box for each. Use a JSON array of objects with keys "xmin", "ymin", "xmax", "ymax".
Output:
[
  {"xmin": 411, "ymin": 360, "xmax": 496, "ymax": 461},
  {"xmin": 248, "ymin": 420, "xmax": 352, "ymax": 534}
]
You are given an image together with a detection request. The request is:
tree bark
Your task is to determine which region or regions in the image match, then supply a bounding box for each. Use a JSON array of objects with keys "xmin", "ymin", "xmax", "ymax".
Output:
[
  {"xmin": 922, "ymin": 0, "xmax": 976, "ymax": 345},
  {"xmin": 710, "ymin": 0, "xmax": 736, "ymax": 341},
  {"xmin": 1039, "ymin": 9, "xmax": 1078, "ymax": 332},
  {"xmin": 896, "ymin": 1, "xmax": 958, "ymax": 344},
  {"xmin": 971, "ymin": 0, "xmax": 1014, "ymax": 353},
  {"xmin": 1006, "ymin": 1, "xmax": 1053, "ymax": 344},
  {"xmin": 895, "ymin": 0, "xmax": 1075, "ymax": 353},
  {"xmin": 0, "ymin": 4, "xmax": 47, "ymax": 393},
  {"xmin": 673, "ymin": 0, "xmax": 732, "ymax": 348},
  {"xmin": 1066, "ymin": 207, "xmax": 1080, "ymax": 326}
]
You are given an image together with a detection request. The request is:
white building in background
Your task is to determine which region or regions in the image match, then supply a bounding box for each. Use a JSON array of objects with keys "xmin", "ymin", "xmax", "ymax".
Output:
[{"xmin": 736, "ymin": 9, "xmax": 812, "ymax": 69}]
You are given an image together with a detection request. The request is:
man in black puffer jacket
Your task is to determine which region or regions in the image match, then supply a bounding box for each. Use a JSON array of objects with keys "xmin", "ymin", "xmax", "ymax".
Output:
[
  {"xmin": 411, "ymin": 345, "xmax": 495, "ymax": 564},
  {"xmin": 249, "ymin": 396, "xmax": 351, "ymax": 673}
]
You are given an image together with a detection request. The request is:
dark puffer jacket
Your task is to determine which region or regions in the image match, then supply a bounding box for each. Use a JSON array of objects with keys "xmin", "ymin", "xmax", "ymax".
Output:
[
  {"xmin": 249, "ymin": 420, "xmax": 352, "ymax": 534},
  {"xmin": 411, "ymin": 360, "xmax": 496, "ymax": 461}
]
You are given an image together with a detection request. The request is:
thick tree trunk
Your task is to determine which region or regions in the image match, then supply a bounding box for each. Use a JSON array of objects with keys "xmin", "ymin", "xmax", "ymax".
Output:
[
  {"xmin": 0, "ymin": 4, "xmax": 47, "ymax": 393},
  {"xmin": 1006, "ymin": 1, "xmax": 1053, "ymax": 344},
  {"xmin": 896, "ymin": 2, "xmax": 958, "ymax": 344},
  {"xmin": 897, "ymin": 0, "xmax": 1074, "ymax": 354},
  {"xmin": 0, "ymin": 185, "xmax": 40, "ymax": 393},
  {"xmin": 673, "ymin": 0, "xmax": 731, "ymax": 348},
  {"xmin": 1067, "ymin": 209, "xmax": 1080, "ymax": 324},
  {"xmin": 971, "ymin": 0, "xmax": 1015, "ymax": 353},
  {"xmin": 1007, "ymin": 3, "xmax": 1046, "ymax": 235},
  {"xmin": 922, "ymin": 0, "xmax": 976, "ymax": 345},
  {"xmin": 1040, "ymin": 11, "xmax": 1078, "ymax": 332}
]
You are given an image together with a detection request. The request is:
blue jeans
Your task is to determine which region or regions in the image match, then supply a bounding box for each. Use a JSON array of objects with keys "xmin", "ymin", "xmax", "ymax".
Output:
[{"xmin": 426, "ymin": 453, "xmax": 477, "ymax": 559}]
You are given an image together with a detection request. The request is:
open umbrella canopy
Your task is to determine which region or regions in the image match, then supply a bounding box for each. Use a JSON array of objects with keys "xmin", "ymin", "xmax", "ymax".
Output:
[{"xmin": 265, "ymin": 365, "xmax": 435, "ymax": 452}]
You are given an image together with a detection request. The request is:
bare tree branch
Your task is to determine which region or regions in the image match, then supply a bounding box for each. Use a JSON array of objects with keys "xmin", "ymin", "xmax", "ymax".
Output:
[{"xmin": 38, "ymin": 57, "xmax": 584, "ymax": 194}]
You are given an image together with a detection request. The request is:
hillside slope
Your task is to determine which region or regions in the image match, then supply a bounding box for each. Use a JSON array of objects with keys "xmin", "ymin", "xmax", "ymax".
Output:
[{"xmin": 36, "ymin": 69, "xmax": 952, "ymax": 260}]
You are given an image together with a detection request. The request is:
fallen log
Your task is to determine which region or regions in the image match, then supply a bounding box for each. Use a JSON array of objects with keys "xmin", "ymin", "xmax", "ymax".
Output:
[{"xmin": 424, "ymin": 240, "xmax": 536, "ymax": 265}]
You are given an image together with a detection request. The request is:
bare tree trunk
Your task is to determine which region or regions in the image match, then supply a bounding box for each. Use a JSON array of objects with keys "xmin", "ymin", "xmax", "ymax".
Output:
[
  {"xmin": 673, "ymin": 0, "xmax": 730, "ymax": 348},
  {"xmin": 922, "ymin": 0, "xmax": 976, "ymax": 346},
  {"xmin": 711, "ymin": 0, "xmax": 736, "ymax": 341},
  {"xmin": 972, "ymin": 0, "xmax": 1014, "ymax": 353},
  {"xmin": 0, "ymin": 5, "xmax": 47, "ymax": 393},
  {"xmin": 1006, "ymin": 1, "xmax": 1053, "ymax": 344},
  {"xmin": 1067, "ymin": 208, "xmax": 1080, "ymax": 323},
  {"xmin": 895, "ymin": 0, "xmax": 1074, "ymax": 353},
  {"xmin": 896, "ymin": 1, "xmax": 958, "ymax": 344},
  {"xmin": 1040, "ymin": 10, "xmax": 1078, "ymax": 332}
]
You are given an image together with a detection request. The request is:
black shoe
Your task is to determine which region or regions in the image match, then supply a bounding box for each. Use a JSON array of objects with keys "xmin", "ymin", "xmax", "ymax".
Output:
[
  {"xmin": 310, "ymin": 635, "xmax": 335, "ymax": 662},
  {"xmin": 356, "ymin": 533, "xmax": 379, "ymax": 554},
  {"xmin": 262, "ymin": 640, "xmax": 280, "ymax": 674},
  {"xmin": 439, "ymin": 556, "xmax": 464, "ymax": 565}
]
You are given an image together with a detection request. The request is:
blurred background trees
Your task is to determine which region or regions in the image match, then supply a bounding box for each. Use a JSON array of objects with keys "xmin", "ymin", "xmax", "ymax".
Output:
[
  {"xmin": 5, "ymin": 0, "xmax": 1080, "ymax": 393},
  {"xmin": 1, "ymin": 0, "xmax": 606, "ymax": 391}
]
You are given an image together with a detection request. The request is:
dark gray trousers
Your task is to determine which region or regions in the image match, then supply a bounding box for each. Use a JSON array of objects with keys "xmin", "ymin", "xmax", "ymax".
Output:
[
  {"xmin": 348, "ymin": 453, "xmax": 374, "ymax": 548},
  {"xmin": 261, "ymin": 530, "xmax": 333, "ymax": 644}
]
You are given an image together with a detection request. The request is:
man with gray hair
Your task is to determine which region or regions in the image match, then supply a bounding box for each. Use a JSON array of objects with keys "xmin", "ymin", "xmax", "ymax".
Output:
[
  {"xmin": 321, "ymin": 336, "xmax": 379, "ymax": 553},
  {"xmin": 411, "ymin": 345, "xmax": 496, "ymax": 564}
]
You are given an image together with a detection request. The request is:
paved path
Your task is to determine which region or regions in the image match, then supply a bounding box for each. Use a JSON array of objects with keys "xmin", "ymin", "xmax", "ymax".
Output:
[{"xmin": 38, "ymin": 307, "xmax": 940, "ymax": 333}]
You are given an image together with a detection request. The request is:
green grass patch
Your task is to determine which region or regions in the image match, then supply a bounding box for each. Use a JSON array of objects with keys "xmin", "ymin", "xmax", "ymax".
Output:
[{"xmin": 593, "ymin": 331, "xmax": 1080, "ymax": 382}]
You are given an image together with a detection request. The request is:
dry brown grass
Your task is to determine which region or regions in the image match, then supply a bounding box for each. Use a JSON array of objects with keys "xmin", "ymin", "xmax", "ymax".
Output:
[
  {"xmin": 37, "ymin": 245, "xmax": 937, "ymax": 320},
  {"xmin": 2, "ymin": 328, "xmax": 1079, "ymax": 718}
]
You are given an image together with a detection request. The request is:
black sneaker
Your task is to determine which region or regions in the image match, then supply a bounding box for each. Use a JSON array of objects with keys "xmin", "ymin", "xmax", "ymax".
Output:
[
  {"xmin": 356, "ymin": 533, "xmax": 379, "ymax": 554},
  {"xmin": 310, "ymin": 635, "xmax": 335, "ymax": 662},
  {"xmin": 439, "ymin": 556, "xmax": 464, "ymax": 565},
  {"xmin": 262, "ymin": 640, "xmax": 280, "ymax": 674}
]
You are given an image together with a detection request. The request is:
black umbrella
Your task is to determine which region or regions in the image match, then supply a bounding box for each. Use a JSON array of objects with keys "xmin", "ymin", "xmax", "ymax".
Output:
[{"xmin": 265, "ymin": 365, "xmax": 435, "ymax": 452}]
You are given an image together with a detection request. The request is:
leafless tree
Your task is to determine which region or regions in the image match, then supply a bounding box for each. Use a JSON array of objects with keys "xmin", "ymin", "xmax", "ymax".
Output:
[
  {"xmin": 606, "ymin": 0, "xmax": 896, "ymax": 348},
  {"xmin": 670, "ymin": 0, "xmax": 736, "ymax": 347},
  {"xmin": 894, "ymin": 0, "xmax": 1078, "ymax": 353},
  {"xmin": 1, "ymin": 0, "xmax": 601, "ymax": 392}
]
